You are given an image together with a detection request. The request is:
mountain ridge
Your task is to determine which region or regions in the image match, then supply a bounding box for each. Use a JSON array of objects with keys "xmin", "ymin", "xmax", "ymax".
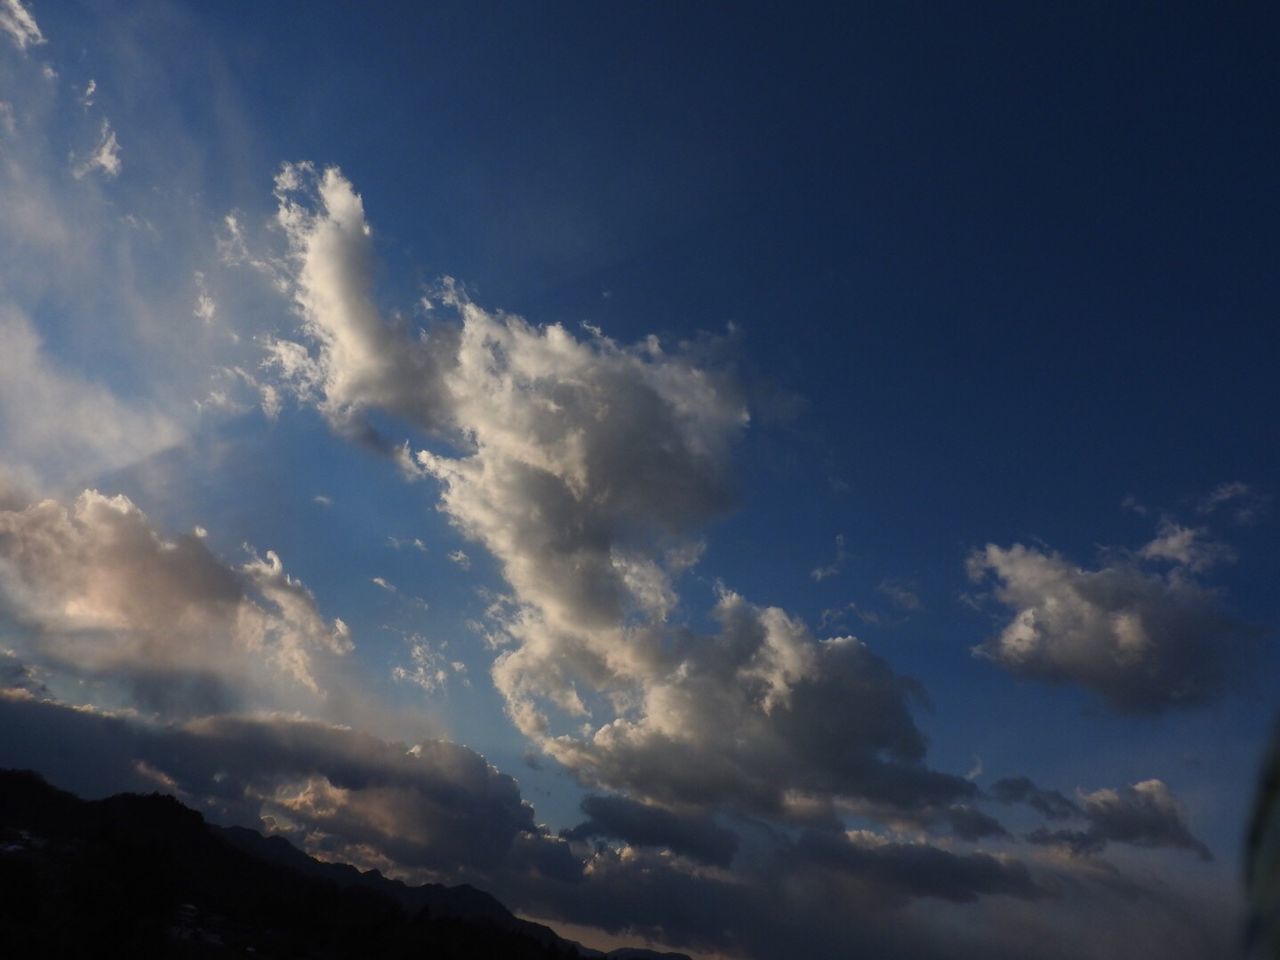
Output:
[{"xmin": 0, "ymin": 768, "xmax": 690, "ymax": 960}]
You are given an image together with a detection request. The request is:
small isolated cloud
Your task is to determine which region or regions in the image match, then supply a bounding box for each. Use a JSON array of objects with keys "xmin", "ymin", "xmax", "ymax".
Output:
[
  {"xmin": 387, "ymin": 535, "xmax": 427, "ymax": 553},
  {"xmin": 447, "ymin": 549, "xmax": 470, "ymax": 570},
  {"xmin": 877, "ymin": 579, "xmax": 921, "ymax": 611},
  {"xmin": 810, "ymin": 533, "xmax": 845, "ymax": 581},
  {"xmin": 0, "ymin": 0, "xmax": 43, "ymax": 51},
  {"xmin": 1027, "ymin": 779, "xmax": 1212, "ymax": 862},
  {"xmin": 1198, "ymin": 480, "xmax": 1268, "ymax": 525},
  {"xmin": 392, "ymin": 634, "xmax": 465, "ymax": 693},
  {"xmin": 72, "ymin": 119, "xmax": 122, "ymax": 179},
  {"xmin": 968, "ymin": 538, "xmax": 1253, "ymax": 713},
  {"xmin": 370, "ymin": 576, "xmax": 396, "ymax": 593},
  {"xmin": 1137, "ymin": 519, "xmax": 1234, "ymax": 573},
  {"xmin": 80, "ymin": 78, "xmax": 96, "ymax": 109},
  {"xmin": 313, "ymin": 494, "xmax": 332, "ymax": 506},
  {"xmin": 193, "ymin": 270, "xmax": 217, "ymax": 324}
]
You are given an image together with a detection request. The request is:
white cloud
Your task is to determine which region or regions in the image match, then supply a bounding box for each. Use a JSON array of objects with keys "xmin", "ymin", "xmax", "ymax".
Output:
[
  {"xmin": 0, "ymin": 0, "xmax": 43, "ymax": 51},
  {"xmin": 0, "ymin": 488, "xmax": 353, "ymax": 714},
  {"xmin": 72, "ymin": 118, "xmax": 122, "ymax": 179},
  {"xmin": 0, "ymin": 307, "xmax": 181, "ymax": 485},
  {"xmin": 259, "ymin": 165, "xmax": 978, "ymax": 825},
  {"xmin": 1198, "ymin": 480, "xmax": 1267, "ymax": 525},
  {"xmin": 447, "ymin": 548, "xmax": 470, "ymax": 570},
  {"xmin": 1138, "ymin": 520, "xmax": 1234, "ymax": 573},
  {"xmin": 969, "ymin": 540, "xmax": 1251, "ymax": 712},
  {"xmin": 392, "ymin": 634, "xmax": 466, "ymax": 694},
  {"xmin": 810, "ymin": 533, "xmax": 844, "ymax": 581}
]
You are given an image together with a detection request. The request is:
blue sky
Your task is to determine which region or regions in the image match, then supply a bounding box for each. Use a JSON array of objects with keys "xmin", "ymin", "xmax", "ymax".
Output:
[{"xmin": 1, "ymin": 2, "xmax": 1276, "ymax": 957}]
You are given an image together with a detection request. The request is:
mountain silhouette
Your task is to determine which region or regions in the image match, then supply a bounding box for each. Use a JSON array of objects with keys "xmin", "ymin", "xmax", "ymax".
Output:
[{"xmin": 0, "ymin": 769, "xmax": 689, "ymax": 960}]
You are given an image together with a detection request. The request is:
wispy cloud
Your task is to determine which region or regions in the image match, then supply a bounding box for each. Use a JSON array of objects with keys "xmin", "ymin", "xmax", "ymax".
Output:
[{"xmin": 0, "ymin": 0, "xmax": 43, "ymax": 51}]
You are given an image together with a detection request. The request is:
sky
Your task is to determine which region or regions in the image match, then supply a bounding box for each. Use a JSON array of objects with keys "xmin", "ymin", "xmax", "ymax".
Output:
[{"xmin": 0, "ymin": 1, "xmax": 1277, "ymax": 957}]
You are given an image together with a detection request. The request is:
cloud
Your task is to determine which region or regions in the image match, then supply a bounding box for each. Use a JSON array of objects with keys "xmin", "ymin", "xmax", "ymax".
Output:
[
  {"xmin": 562, "ymin": 793, "xmax": 740, "ymax": 867},
  {"xmin": 991, "ymin": 776, "xmax": 1080, "ymax": 821},
  {"xmin": 1137, "ymin": 520, "xmax": 1234, "ymax": 573},
  {"xmin": 968, "ymin": 542, "xmax": 1252, "ymax": 712},
  {"xmin": 0, "ymin": 693, "xmax": 535, "ymax": 875},
  {"xmin": 447, "ymin": 548, "xmax": 470, "ymax": 570},
  {"xmin": 1026, "ymin": 779, "xmax": 1212, "ymax": 862},
  {"xmin": 0, "ymin": 308, "xmax": 181, "ymax": 485},
  {"xmin": 265, "ymin": 163, "xmax": 457, "ymax": 439},
  {"xmin": 1198, "ymin": 481, "xmax": 1268, "ymax": 525},
  {"xmin": 0, "ymin": 0, "xmax": 43, "ymax": 51},
  {"xmin": 0, "ymin": 487, "xmax": 352, "ymax": 715},
  {"xmin": 810, "ymin": 533, "xmax": 844, "ymax": 581},
  {"xmin": 260, "ymin": 165, "xmax": 980, "ymax": 830},
  {"xmin": 392, "ymin": 635, "xmax": 465, "ymax": 694},
  {"xmin": 71, "ymin": 118, "xmax": 122, "ymax": 179},
  {"xmin": 793, "ymin": 828, "xmax": 1042, "ymax": 905},
  {"xmin": 878, "ymin": 579, "xmax": 921, "ymax": 611}
]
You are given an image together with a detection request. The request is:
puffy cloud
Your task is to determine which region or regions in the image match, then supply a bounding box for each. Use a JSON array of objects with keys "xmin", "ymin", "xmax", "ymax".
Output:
[
  {"xmin": 262, "ymin": 164, "xmax": 976, "ymax": 829},
  {"xmin": 0, "ymin": 0, "xmax": 42, "ymax": 51},
  {"xmin": 1027, "ymin": 779, "xmax": 1212, "ymax": 862},
  {"xmin": 968, "ymin": 542, "xmax": 1252, "ymax": 712},
  {"xmin": 266, "ymin": 162, "xmax": 457, "ymax": 437},
  {"xmin": 0, "ymin": 487, "xmax": 352, "ymax": 714}
]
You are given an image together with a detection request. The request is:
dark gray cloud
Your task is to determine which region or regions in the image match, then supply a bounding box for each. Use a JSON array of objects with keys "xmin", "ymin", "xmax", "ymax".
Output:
[
  {"xmin": 992, "ymin": 776, "xmax": 1081, "ymax": 821},
  {"xmin": 0, "ymin": 691, "xmax": 1231, "ymax": 960},
  {"xmin": 1026, "ymin": 780, "xmax": 1212, "ymax": 862},
  {"xmin": 792, "ymin": 829, "xmax": 1042, "ymax": 904},
  {"xmin": 562, "ymin": 794, "xmax": 739, "ymax": 867},
  {"xmin": 0, "ymin": 692, "xmax": 534, "ymax": 873}
]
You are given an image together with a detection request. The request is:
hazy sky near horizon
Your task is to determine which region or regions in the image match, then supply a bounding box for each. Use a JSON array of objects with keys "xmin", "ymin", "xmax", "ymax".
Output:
[{"xmin": 1, "ymin": 2, "xmax": 1276, "ymax": 957}]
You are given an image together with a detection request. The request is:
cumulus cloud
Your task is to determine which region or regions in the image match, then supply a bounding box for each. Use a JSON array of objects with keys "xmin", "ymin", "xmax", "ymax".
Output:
[
  {"xmin": 259, "ymin": 165, "xmax": 978, "ymax": 830},
  {"xmin": 0, "ymin": 0, "xmax": 43, "ymax": 51},
  {"xmin": 1026, "ymin": 779, "xmax": 1212, "ymax": 862},
  {"xmin": 968, "ymin": 541, "xmax": 1252, "ymax": 712},
  {"xmin": 0, "ymin": 487, "xmax": 352, "ymax": 715}
]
